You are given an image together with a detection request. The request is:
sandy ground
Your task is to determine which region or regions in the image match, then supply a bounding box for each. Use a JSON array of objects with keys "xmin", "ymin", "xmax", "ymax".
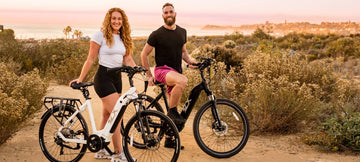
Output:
[{"xmin": 0, "ymin": 73, "xmax": 359, "ymax": 162}]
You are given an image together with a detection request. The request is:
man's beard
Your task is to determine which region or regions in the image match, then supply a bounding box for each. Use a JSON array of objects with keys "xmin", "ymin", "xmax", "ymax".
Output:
[{"xmin": 163, "ymin": 16, "xmax": 176, "ymax": 26}]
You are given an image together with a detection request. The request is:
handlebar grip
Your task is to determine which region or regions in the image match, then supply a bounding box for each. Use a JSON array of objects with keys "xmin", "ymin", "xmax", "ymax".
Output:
[{"xmin": 186, "ymin": 62, "xmax": 202, "ymax": 68}]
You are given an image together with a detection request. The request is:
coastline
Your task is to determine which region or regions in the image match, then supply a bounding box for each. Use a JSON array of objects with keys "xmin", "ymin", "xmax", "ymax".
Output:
[{"xmin": 2, "ymin": 24, "xmax": 238, "ymax": 40}]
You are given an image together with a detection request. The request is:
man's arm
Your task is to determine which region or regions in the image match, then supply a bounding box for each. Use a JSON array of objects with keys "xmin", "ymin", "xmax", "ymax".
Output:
[
  {"xmin": 182, "ymin": 44, "xmax": 197, "ymax": 66},
  {"xmin": 141, "ymin": 43, "xmax": 155, "ymax": 84}
]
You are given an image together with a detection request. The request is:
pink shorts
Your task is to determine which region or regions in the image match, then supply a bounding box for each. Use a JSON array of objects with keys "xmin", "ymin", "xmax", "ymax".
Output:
[{"xmin": 154, "ymin": 65, "xmax": 178, "ymax": 95}]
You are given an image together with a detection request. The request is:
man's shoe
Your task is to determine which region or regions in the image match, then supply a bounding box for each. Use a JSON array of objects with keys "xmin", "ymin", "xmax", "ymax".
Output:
[
  {"xmin": 167, "ymin": 111, "xmax": 186, "ymax": 125},
  {"xmin": 164, "ymin": 137, "xmax": 184, "ymax": 150}
]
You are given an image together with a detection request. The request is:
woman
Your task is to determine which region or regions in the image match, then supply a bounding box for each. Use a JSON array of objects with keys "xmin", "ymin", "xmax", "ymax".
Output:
[{"xmin": 69, "ymin": 8, "xmax": 136, "ymax": 162}]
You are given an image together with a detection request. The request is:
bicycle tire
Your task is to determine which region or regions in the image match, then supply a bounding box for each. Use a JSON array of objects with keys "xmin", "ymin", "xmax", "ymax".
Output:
[
  {"xmin": 120, "ymin": 94, "xmax": 164, "ymax": 136},
  {"xmin": 39, "ymin": 105, "xmax": 89, "ymax": 162},
  {"xmin": 193, "ymin": 99, "xmax": 249, "ymax": 158},
  {"xmin": 123, "ymin": 110, "xmax": 180, "ymax": 162}
]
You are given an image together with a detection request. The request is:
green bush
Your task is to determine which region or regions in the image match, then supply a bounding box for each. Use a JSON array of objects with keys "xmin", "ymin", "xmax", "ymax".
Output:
[
  {"xmin": 325, "ymin": 37, "xmax": 359, "ymax": 59},
  {"xmin": 323, "ymin": 113, "xmax": 360, "ymax": 151},
  {"xmin": 252, "ymin": 27, "xmax": 273, "ymax": 40},
  {"xmin": 0, "ymin": 29, "xmax": 16, "ymax": 41},
  {"xmin": 304, "ymin": 113, "xmax": 360, "ymax": 152}
]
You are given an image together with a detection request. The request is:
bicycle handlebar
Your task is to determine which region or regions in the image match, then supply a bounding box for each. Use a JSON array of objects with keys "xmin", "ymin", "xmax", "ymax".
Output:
[
  {"xmin": 187, "ymin": 57, "xmax": 215, "ymax": 70},
  {"xmin": 107, "ymin": 66, "xmax": 148, "ymax": 75},
  {"xmin": 107, "ymin": 66, "xmax": 148, "ymax": 88}
]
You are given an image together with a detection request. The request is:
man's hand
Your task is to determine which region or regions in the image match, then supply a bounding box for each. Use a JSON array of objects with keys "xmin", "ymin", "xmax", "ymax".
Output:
[{"xmin": 187, "ymin": 61, "xmax": 200, "ymax": 69}]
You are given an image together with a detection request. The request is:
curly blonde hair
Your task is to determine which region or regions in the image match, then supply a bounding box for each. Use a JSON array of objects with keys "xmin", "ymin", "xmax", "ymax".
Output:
[{"xmin": 101, "ymin": 8, "xmax": 133, "ymax": 56}]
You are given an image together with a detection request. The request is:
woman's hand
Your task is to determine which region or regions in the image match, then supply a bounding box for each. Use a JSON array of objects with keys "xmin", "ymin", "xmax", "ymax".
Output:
[
  {"xmin": 147, "ymin": 76, "xmax": 155, "ymax": 86},
  {"xmin": 69, "ymin": 79, "xmax": 81, "ymax": 87}
]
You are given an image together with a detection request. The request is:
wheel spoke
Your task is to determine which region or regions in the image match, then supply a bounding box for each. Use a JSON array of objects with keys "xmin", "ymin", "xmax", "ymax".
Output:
[
  {"xmin": 123, "ymin": 110, "xmax": 180, "ymax": 162},
  {"xmin": 39, "ymin": 106, "xmax": 88, "ymax": 162},
  {"xmin": 194, "ymin": 99, "xmax": 249, "ymax": 158}
]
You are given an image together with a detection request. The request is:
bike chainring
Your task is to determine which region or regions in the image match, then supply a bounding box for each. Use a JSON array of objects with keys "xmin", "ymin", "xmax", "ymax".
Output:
[{"xmin": 87, "ymin": 134, "xmax": 104, "ymax": 152}]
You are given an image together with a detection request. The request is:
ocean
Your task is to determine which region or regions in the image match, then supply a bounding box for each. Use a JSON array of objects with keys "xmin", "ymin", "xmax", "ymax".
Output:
[{"xmin": 2, "ymin": 24, "xmax": 238, "ymax": 40}]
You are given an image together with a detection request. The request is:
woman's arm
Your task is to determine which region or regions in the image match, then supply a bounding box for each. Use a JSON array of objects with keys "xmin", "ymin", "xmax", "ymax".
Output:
[{"xmin": 69, "ymin": 41, "xmax": 100, "ymax": 85}]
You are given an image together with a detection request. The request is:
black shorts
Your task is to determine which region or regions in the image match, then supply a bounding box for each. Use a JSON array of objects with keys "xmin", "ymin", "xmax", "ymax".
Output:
[{"xmin": 94, "ymin": 65, "xmax": 122, "ymax": 98}]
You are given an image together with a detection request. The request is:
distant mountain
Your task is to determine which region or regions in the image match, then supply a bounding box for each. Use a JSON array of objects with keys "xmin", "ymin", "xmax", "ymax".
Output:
[
  {"xmin": 201, "ymin": 25, "xmax": 237, "ymax": 30},
  {"xmin": 201, "ymin": 21, "xmax": 360, "ymax": 35}
]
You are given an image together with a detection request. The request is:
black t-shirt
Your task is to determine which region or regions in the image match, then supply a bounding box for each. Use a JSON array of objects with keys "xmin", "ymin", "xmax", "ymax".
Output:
[{"xmin": 147, "ymin": 25, "xmax": 187, "ymax": 73}]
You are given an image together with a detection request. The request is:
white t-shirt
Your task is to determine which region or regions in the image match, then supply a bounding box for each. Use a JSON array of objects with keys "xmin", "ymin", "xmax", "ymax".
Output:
[{"xmin": 91, "ymin": 31, "xmax": 126, "ymax": 68}]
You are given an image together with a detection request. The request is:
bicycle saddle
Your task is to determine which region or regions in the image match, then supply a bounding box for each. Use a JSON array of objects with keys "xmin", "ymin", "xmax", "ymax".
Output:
[{"xmin": 71, "ymin": 82, "xmax": 94, "ymax": 89}]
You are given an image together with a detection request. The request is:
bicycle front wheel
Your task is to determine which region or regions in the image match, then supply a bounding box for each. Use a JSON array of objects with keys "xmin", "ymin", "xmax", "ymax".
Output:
[
  {"xmin": 123, "ymin": 110, "xmax": 180, "ymax": 162},
  {"xmin": 39, "ymin": 105, "xmax": 88, "ymax": 162},
  {"xmin": 193, "ymin": 99, "xmax": 249, "ymax": 158},
  {"xmin": 121, "ymin": 94, "xmax": 164, "ymax": 135}
]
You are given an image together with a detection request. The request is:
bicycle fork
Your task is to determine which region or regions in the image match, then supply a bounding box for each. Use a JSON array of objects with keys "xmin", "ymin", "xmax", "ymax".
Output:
[
  {"xmin": 208, "ymin": 94, "xmax": 225, "ymax": 132},
  {"xmin": 133, "ymin": 100, "xmax": 151, "ymax": 146}
]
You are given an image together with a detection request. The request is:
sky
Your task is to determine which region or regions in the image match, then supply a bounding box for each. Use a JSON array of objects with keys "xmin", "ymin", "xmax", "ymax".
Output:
[{"xmin": 1, "ymin": 0, "xmax": 360, "ymax": 27}]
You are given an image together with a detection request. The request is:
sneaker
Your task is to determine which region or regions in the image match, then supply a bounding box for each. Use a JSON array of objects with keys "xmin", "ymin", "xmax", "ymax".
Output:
[
  {"xmin": 167, "ymin": 111, "xmax": 186, "ymax": 125},
  {"xmin": 94, "ymin": 149, "xmax": 111, "ymax": 159},
  {"xmin": 111, "ymin": 152, "xmax": 137, "ymax": 162},
  {"xmin": 164, "ymin": 137, "xmax": 184, "ymax": 150}
]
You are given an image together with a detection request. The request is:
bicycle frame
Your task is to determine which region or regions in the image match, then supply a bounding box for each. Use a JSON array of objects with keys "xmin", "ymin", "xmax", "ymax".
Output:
[
  {"xmin": 145, "ymin": 65, "xmax": 219, "ymax": 122},
  {"xmin": 57, "ymin": 87, "xmax": 138, "ymax": 144}
]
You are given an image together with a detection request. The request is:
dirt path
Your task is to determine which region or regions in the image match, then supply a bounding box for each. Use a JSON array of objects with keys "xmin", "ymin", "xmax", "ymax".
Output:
[{"xmin": 0, "ymin": 73, "xmax": 359, "ymax": 162}]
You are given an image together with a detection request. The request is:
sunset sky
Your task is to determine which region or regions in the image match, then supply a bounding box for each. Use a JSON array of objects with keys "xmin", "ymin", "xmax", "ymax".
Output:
[{"xmin": 1, "ymin": 0, "xmax": 359, "ymax": 27}]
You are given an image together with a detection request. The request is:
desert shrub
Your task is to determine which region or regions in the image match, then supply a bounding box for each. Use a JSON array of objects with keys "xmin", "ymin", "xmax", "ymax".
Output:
[
  {"xmin": 238, "ymin": 75, "xmax": 319, "ymax": 133},
  {"xmin": 0, "ymin": 91, "xmax": 28, "ymax": 145},
  {"xmin": 223, "ymin": 40, "xmax": 236, "ymax": 49},
  {"xmin": 275, "ymin": 32, "xmax": 313, "ymax": 51},
  {"xmin": 231, "ymin": 52, "xmax": 341, "ymax": 133},
  {"xmin": 325, "ymin": 37, "xmax": 360, "ymax": 60},
  {"xmin": 50, "ymin": 49, "xmax": 96, "ymax": 84},
  {"xmin": 224, "ymin": 31, "xmax": 244, "ymax": 42},
  {"xmin": 132, "ymin": 38, "xmax": 155, "ymax": 66},
  {"xmin": 36, "ymin": 39, "xmax": 93, "ymax": 83},
  {"xmin": 0, "ymin": 62, "xmax": 48, "ymax": 145},
  {"xmin": 251, "ymin": 27, "xmax": 273, "ymax": 40},
  {"xmin": 306, "ymin": 54, "xmax": 318, "ymax": 62},
  {"xmin": 0, "ymin": 38, "xmax": 96, "ymax": 84},
  {"xmin": 191, "ymin": 44, "xmax": 244, "ymax": 71}
]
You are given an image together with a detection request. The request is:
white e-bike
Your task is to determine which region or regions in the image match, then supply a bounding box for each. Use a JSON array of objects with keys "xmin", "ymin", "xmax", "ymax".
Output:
[{"xmin": 39, "ymin": 66, "xmax": 181, "ymax": 162}]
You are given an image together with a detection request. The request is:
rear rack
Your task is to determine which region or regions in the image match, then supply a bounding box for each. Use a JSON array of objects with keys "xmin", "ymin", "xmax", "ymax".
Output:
[{"xmin": 43, "ymin": 96, "xmax": 82, "ymax": 110}]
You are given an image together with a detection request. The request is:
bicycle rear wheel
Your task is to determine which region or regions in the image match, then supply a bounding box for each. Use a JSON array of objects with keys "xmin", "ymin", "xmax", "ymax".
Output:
[
  {"xmin": 123, "ymin": 110, "xmax": 180, "ymax": 162},
  {"xmin": 193, "ymin": 99, "xmax": 249, "ymax": 158},
  {"xmin": 39, "ymin": 105, "xmax": 88, "ymax": 162}
]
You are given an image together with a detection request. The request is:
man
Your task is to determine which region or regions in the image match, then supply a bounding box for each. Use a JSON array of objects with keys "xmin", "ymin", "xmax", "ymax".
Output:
[{"xmin": 141, "ymin": 2, "xmax": 197, "ymax": 149}]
